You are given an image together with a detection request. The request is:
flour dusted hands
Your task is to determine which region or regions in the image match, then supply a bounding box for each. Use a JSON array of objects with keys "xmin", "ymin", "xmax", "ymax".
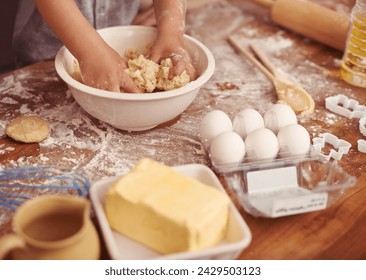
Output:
[
  {"xmin": 149, "ymin": 35, "xmax": 197, "ymax": 81},
  {"xmin": 78, "ymin": 45, "xmax": 140, "ymax": 93},
  {"xmin": 34, "ymin": 0, "xmax": 140, "ymax": 93},
  {"xmin": 34, "ymin": 0, "xmax": 195, "ymax": 93},
  {"xmin": 149, "ymin": 0, "xmax": 197, "ymax": 81}
]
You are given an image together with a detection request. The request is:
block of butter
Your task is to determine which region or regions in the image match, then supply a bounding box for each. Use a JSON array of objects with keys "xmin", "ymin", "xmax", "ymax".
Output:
[{"xmin": 105, "ymin": 158, "xmax": 230, "ymax": 254}]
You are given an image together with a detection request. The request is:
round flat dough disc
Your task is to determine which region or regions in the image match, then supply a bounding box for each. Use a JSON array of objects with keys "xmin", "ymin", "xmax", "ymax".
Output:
[{"xmin": 6, "ymin": 115, "xmax": 49, "ymax": 143}]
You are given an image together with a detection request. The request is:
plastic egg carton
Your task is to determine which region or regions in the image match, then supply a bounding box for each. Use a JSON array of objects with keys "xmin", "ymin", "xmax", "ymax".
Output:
[
  {"xmin": 208, "ymin": 152, "xmax": 356, "ymax": 218},
  {"xmin": 199, "ymin": 106, "xmax": 357, "ymax": 218}
]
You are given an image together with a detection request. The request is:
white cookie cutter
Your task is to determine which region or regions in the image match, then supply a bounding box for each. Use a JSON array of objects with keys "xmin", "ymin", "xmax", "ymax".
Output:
[
  {"xmin": 325, "ymin": 94, "xmax": 366, "ymax": 119},
  {"xmin": 359, "ymin": 117, "xmax": 366, "ymax": 137},
  {"xmin": 312, "ymin": 133, "xmax": 352, "ymax": 161},
  {"xmin": 357, "ymin": 139, "xmax": 366, "ymax": 153}
]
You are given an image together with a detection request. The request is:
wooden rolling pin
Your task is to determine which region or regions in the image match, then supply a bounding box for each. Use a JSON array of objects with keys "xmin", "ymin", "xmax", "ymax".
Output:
[{"xmin": 251, "ymin": 0, "xmax": 350, "ymax": 51}]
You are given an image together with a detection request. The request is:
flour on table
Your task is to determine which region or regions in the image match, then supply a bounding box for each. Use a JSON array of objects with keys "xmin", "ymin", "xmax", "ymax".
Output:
[{"xmin": 0, "ymin": 0, "xmax": 356, "ymax": 232}]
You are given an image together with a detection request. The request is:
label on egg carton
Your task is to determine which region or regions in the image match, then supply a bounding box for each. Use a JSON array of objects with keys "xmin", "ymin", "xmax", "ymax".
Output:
[{"xmin": 245, "ymin": 166, "xmax": 328, "ymax": 218}]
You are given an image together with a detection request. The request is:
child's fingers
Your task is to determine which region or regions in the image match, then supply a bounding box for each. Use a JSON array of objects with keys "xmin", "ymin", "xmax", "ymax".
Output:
[
  {"xmin": 169, "ymin": 59, "xmax": 185, "ymax": 79},
  {"xmin": 109, "ymin": 83, "xmax": 121, "ymax": 93},
  {"xmin": 148, "ymin": 52, "xmax": 161, "ymax": 64},
  {"xmin": 170, "ymin": 59, "xmax": 197, "ymax": 81},
  {"xmin": 120, "ymin": 76, "xmax": 141, "ymax": 93},
  {"xmin": 185, "ymin": 63, "xmax": 198, "ymax": 80}
]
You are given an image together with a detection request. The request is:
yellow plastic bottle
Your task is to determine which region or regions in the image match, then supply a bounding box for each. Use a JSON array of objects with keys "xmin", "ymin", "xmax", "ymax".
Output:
[{"xmin": 341, "ymin": 0, "xmax": 366, "ymax": 88}]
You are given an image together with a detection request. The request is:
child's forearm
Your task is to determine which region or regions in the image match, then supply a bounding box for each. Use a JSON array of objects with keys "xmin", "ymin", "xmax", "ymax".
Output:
[
  {"xmin": 149, "ymin": 0, "xmax": 196, "ymax": 80},
  {"xmin": 34, "ymin": 0, "xmax": 108, "ymax": 61},
  {"xmin": 153, "ymin": 0, "xmax": 186, "ymax": 38}
]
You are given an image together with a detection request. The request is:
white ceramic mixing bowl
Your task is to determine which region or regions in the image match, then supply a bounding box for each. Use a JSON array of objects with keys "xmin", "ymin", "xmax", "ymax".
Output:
[{"xmin": 55, "ymin": 26, "xmax": 215, "ymax": 131}]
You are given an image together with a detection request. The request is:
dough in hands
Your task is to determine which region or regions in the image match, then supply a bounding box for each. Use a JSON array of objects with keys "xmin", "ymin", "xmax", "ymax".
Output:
[
  {"xmin": 125, "ymin": 55, "xmax": 160, "ymax": 93},
  {"xmin": 157, "ymin": 58, "xmax": 190, "ymax": 91},
  {"xmin": 125, "ymin": 55, "xmax": 191, "ymax": 93},
  {"xmin": 71, "ymin": 52, "xmax": 191, "ymax": 93},
  {"xmin": 6, "ymin": 115, "xmax": 49, "ymax": 143}
]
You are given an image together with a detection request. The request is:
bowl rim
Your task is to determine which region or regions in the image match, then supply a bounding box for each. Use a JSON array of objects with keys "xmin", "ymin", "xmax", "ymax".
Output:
[{"xmin": 54, "ymin": 25, "xmax": 215, "ymax": 101}]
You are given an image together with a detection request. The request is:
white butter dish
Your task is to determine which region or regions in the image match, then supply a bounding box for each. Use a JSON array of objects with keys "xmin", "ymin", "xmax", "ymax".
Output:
[{"xmin": 90, "ymin": 164, "xmax": 252, "ymax": 260}]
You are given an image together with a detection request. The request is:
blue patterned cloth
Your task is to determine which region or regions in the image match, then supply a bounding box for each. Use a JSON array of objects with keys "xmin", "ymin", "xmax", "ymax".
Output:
[{"xmin": 13, "ymin": 0, "xmax": 140, "ymax": 67}]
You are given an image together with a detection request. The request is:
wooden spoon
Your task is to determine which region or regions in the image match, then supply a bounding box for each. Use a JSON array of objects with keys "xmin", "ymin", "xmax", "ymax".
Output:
[{"xmin": 227, "ymin": 36, "xmax": 315, "ymax": 115}]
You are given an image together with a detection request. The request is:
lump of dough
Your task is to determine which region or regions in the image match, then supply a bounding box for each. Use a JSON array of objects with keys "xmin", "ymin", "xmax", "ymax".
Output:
[
  {"xmin": 6, "ymin": 115, "xmax": 49, "ymax": 143},
  {"xmin": 71, "ymin": 53, "xmax": 192, "ymax": 93},
  {"xmin": 157, "ymin": 58, "xmax": 190, "ymax": 91},
  {"xmin": 125, "ymin": 55, "xmax": 160, "ymax": 93},
  {"xmin": 125, "ymin": 55, "xmax": 191, "ymax": 93}
]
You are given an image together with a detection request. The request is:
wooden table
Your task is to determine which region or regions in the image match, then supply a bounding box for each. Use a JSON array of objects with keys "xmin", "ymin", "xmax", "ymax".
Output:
[{"xmin": 1, "ymin": 0, "xmax": 366, "ymax": 259}]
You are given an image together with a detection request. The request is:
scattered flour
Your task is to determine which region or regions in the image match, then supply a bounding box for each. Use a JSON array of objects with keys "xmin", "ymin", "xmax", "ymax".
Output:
[{"xmin": 0, "ymin": 0, "xmax": 360, "ymax": 232}]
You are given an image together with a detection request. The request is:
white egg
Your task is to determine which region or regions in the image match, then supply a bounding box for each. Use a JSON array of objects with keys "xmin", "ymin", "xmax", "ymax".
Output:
[
  {"xmin": 233, "ymin": 108, "xmax": 264, "ymax": 139},
  {"xmin": 245, "ymin": 128, "xmax": 279, "ymax": 161},
  {"xmin": 199, "ymin": 110, "xmax": 232, "ymax": 145},
  {"xmin": 209, "ymin": 131, "xmax": 246, "ymax": 165},
  {"xmin": 277, "ymin": 124, "xmax": 311, "ymax": 157},
  {"xmin": 264, "ymin": 103, "xmax": 297, "ymax": 134}
]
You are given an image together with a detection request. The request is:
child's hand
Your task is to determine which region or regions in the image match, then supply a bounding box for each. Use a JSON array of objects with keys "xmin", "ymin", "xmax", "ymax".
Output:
[
  {"xmin": 150, "ymin": 0, "xmax": 197, "ymax": 81},
  {"xmin": 149, "ymin": 35, "xmax": 197, "ymax": 81},
  {"xmin": 34, "ymin": 0, "xmax": 140, "ymax": 93},
  {"xmin": 78, "ymin": 46, "xmax": 140, "ymax": 93}
]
